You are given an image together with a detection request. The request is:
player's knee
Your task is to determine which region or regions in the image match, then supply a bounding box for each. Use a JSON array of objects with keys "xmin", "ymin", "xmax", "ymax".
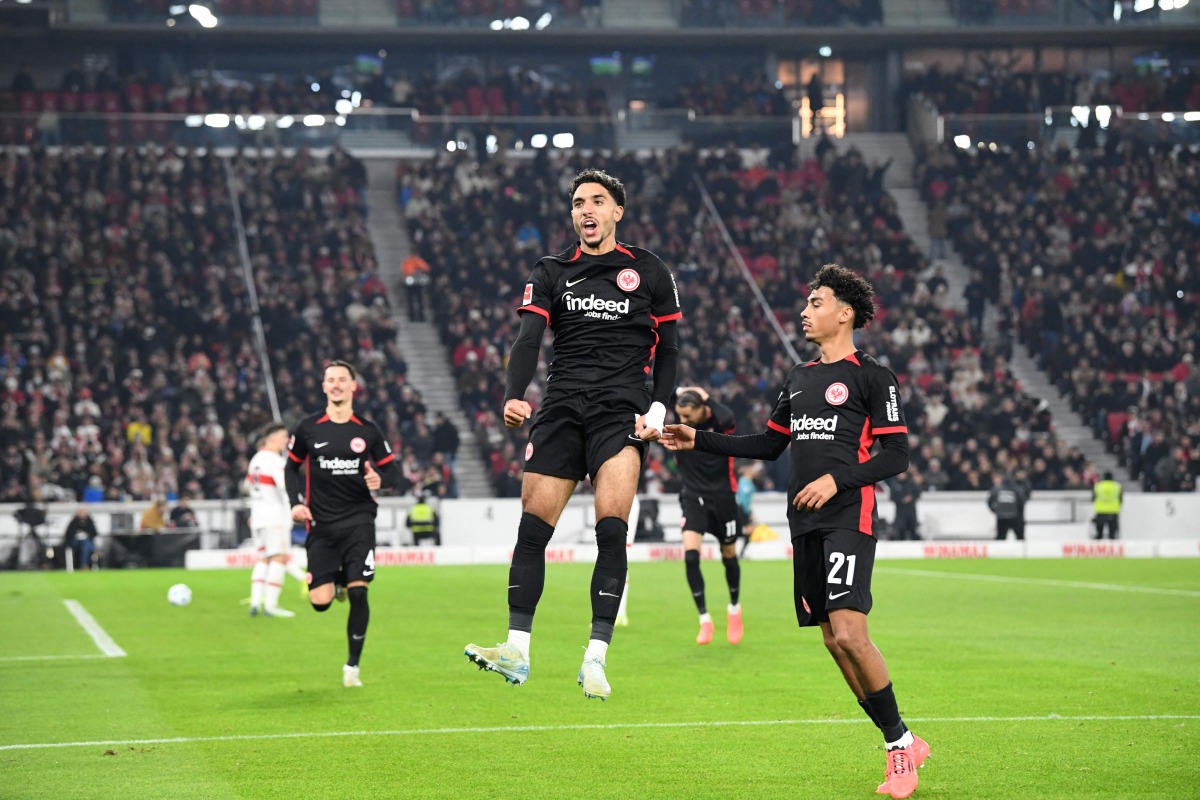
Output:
[
  {"xmin": 515, "ymin": 512, "xmax": 555, "ymax": 555},
  {"xmin": 721, "ymin": 545, "xmax": 738, "ymax": 560},
  {"xmin": 347, "ymin": 586, "xmax": 368, "ymax": 607},
  {"xmin": 684, "ymin": 549, "xmax": 701, "ymax": 567},
  {"xmin": 832, "ymin": 626, "xmax": 869, "ymax": 656},
  {"xmin": 311, "ymin": 601, "xmax": 332, "ymax": 612},
  {"xmin": 595, "ymin": 516, "xmax": 628, "ymax": 569}
]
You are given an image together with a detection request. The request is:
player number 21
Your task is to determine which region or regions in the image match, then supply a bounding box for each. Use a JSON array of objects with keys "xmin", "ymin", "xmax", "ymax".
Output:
[{"xmin": 828, "ymin": 552, "xmax": 857, "ymax": 586}]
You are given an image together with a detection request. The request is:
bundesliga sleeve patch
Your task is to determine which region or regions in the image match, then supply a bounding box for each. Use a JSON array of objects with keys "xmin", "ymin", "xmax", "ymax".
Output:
[{"xmin": 522, "ymin": 283, "xmax": 533, "ymax": 305}]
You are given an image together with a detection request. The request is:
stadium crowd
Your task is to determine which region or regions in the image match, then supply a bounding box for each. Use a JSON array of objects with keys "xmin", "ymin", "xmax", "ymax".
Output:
[
  {"xmin": 0, "ymin": 143, "xmax": 456, "ymax": 505},
  {"xmin": 397, "ymin": 141, "xmax": 1094, "ymax": 498},
  {"xmin": 916, "ymin": 133, "xmax": 1199, "ymax": 491}
]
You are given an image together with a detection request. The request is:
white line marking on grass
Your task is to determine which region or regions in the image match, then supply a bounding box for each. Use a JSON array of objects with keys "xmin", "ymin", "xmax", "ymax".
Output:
[
  {"xmin": 63, "ymin": 600, "xmax": 126, "ymax": 657},
  {"xmin": 2, "ymin": 714, "xmax": 1196, "ymax": 752},
  {"xmin": 0, "ymin": 654, "xmax": 113, "ymax": 663},
  {"xmin": 876, "ymin": 567, "xmax": 1200, "ymax": 598}
]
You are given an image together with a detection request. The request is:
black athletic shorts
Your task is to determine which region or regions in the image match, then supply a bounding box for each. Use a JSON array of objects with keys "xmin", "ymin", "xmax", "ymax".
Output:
[
  {"xmin": 524, "ymin": 387, "xmax": 649, "ymax": 482},
  {"xmin": 679, "ymin": 492, "xmax": 741, "ymax": 545},
  {"xmin": 793, "ymin": 527, "xmax": 877, "ymax": 627},
  {"xmin": 306, "ymin": 522, "xmax": 376, "ymax": 588}
]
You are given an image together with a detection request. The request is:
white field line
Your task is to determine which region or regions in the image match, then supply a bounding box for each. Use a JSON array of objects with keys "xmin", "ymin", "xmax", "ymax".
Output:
[
  {"xmin": 876, "ymin": 567, "xmax": 1200, "ymax": 598},
  {"xmin": 62, "ymin": 600, "xmax": 127, "ymax": 657},
  {"xmin": 0, "ymin": 654, "xmax": 113, "ymax": 663},
  {"xmin": 1, "ymin": 714, "xmax": 1196, "ymax": 752}
]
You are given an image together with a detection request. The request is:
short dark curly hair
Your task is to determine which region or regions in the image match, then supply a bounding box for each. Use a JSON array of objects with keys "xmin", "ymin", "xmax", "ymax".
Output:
[
  {"xmin": 569, "ymin": 168, "xmax": 626, "ymax": 208},
  {"xmin": 808, "ymin": 263, "xmax": 876, "ymax": 329}
]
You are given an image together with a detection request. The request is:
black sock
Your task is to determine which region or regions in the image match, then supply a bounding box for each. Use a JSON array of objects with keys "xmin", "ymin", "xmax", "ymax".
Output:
[
  {"xmin": 722, "ymin": 555, "xmax": 740, "ymax": 607},
  {"xmin": 685, "ymin": 549, "xmax": 706, "ymax": 614},
  {"xmin": 346, "ymin": 586, "xmax": 369, "ymax": 668},
  {"xmin": 859, "ymin": 697, "xmax": 882, "ymax": 729},
  {"xmin": 589, "ymin": 516, "xmax": 628, "ymax": 643},
  {"xmin": 507, "ymin": 512, "xmax": 555, "ymax": 633},
  {"xmin": 865, "ymin": 682, "xmax": 908, "ymax": 745}
]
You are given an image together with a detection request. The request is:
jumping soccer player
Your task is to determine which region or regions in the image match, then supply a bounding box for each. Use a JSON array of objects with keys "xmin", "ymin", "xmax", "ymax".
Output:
[
  {"xmin": 285, "ymin": 360, "xmax": 402, "ymax": 687},
  {"xmin": 663, "ymin": 264, "xmax": 929, "ymax": 798},
  {"xmin": 672, "ymin": 386, "xmax": 745, "ymax": 645},
  {"xmin": 465, "ymin": 168, "xmax": 681, "ymax": 701},
  {"xmin": 246, "ymin": 422, "xmax": 297, "ymax": 617}
]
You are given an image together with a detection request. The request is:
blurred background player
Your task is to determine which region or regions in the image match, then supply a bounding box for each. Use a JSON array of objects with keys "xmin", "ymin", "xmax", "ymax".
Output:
[
  {"xmin": 285, "ymin": 360, "xmax": 404, "ymax": 687},
  {"xmin": 464, "ymin": 169, "xmax": 681, "ymax": 702},
  {"xmin": 673, "ymin": 386, "xmax": 745, "ymax": 645},
  {"xmin": 245, "ymin": 422, "xmax": 296, "ymax": 617}
]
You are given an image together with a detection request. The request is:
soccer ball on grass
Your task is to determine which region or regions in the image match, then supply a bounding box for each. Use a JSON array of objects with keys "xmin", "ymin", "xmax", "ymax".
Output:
[{"xmin": 167, "ymin": 583, "xmax": 193, "ymax": 606}]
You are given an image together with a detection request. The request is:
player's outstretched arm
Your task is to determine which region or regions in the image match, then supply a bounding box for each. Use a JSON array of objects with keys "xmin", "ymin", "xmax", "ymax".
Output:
[
  {"xmin": 661, "ymin": 423, "xmax": 696, "ymax": 450},
  {"xmin": 687, "ymin": 427, "xmax": 790, "ymax": 461}
]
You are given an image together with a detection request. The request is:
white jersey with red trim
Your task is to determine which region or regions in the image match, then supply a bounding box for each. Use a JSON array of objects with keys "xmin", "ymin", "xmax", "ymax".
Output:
[{"xmin": 245, "ymin": 449, "xmax": 290, "ymax": 530}]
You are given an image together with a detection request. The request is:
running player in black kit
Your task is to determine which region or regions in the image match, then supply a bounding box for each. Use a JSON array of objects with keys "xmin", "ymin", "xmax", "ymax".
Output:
[
  {"xmin": 663, "ymin": 265, "xmax": 929, "ymax": 799},
  {"xmin": 465, "ymin": 168, "xmax": 681, "ymax": 701},
  {"xmin": 672, "ymin": 386, "xmax": 745, "ymax": 646},
  {"xmin": 285, "ymin": 360, "xmax": 403, "ymax": 687}
]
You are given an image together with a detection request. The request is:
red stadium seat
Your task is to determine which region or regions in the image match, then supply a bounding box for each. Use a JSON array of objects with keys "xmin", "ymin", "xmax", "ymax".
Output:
[
  {"xmin": 396, "ymin": 0, "xmax": 415, "ymax": 15},
  {"xmin": 1105, "ymin": 412, "xmax": 1128, "ymax": 444},
  {"xmin": 466, "ymin": 85, "xmax": 485, "ymax": 116},
  {"xmin": 18, "ymin": 92, "xmax": 39, "ymax": 113}
]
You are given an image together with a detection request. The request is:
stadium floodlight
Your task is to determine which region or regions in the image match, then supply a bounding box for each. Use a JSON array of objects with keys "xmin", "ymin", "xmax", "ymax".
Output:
[
  {"xmin": 818, "ymin": 46, "xmax": 832, "ymax": 58},
  {"xmin": 302, "ymin": 114, "xmax": 326, "ymax": 127},
  {"xmin": 552, "ymin": 132, "xmax": 574, "ymax": 149},
  {"xmin": 530, "ymin": 133, "xmax": 548, "ymax": 148},
  {"xmin": 446, "ymin": 141, "xmax": 458, "ymax": 152},
  {"xmin": 535, "ymin": 12, "xmax": 552, "ymax": 28},
  {"xmin": 188, "ymin": 3, "xmax": 218, "ymax": 27},
  {"xmin": 510, "ymin": 15, "xmax": 530, "ymax": 29},
  {"xmin": 247, "ymin": 115, "xmax": 266, "ymax": 131},
  {"xmin": 1071, "ymin": 106, "xmax": 1090, "ymax": 127},
  {"xmin": 1161, "ymin": 112, "xmax": 1176, "ymax": 122},
  {"xmin": 335, "ymin": 99, "xmax": 353, "ymax": 115},
  {"xmin": 1133, "ymin": 0, "xmax": 1153, "ymax": 10},
  {"xmin": 276, "ymin": 115, "xmax": 295, "ymax": 129},
  {"xmin": 204, "ymin": 113, "xmax": 230, "ymax": 128},
  {"xmin": 490, "ymin": 19, "xmax": 503, "ymax": 29},
  {"xmin": 486, "ymin": 135, "xmax": 498, "ymax": 154},
  {"xmin": 335, "ymin": 116, "xmax": 346, "ymax": 126},
  {"xmin": 233, "ymin": 114, "xmax": 247, "ymax": 129},
  {"xmin": 953, "ymin": 134, "xmax": 971, "ymax": 149},
  {"xmin": 1184, "ymin": 111, "xmax": 1200, "ymax": 122},
  {"xmin": 185, "ymin": 115, "xmax": 204, "ymax": 128}
]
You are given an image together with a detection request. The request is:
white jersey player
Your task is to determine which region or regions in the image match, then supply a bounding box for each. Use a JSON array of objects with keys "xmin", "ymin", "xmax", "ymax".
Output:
[{"xmin": 246, "ymin": 423, "xmax": 298, "ymax": 617}]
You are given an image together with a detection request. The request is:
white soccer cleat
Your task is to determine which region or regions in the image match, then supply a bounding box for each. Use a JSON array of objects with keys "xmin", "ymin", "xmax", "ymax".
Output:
[
  {"xmin": 464, "ymin": 642, "xmax": 529, "ymax": 685},
  {"xmin": 343, "ymin": 664, "xmax": 363, "ymax": 687},
  {"xmin": 264, "ymin": 606, "xmax": 295, "ymax": 618},
  {"xmin": 578, "ymin": 655, "xmax": 611, "ymax": 701}
]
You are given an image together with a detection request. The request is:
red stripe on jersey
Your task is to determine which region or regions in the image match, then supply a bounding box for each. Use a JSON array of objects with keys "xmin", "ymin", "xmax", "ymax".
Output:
[
  {"xmin": 767, "ymin": 419, "xmax": 790, "ymax": 435},
  {"xmin": 857, "ymin": 418, "xmax": 875, "ymax": 535},
  {"xmin": 566, "ymin": 246, "xmax": 582, "ymax": 262},
  {"xmin": 375, "ymin": 453, "xmax": 395, "ymax": 466},
  {"xmin": 845, "ymin": 352, "xmax": 861, "ymax": 366},
  {"xmin": 615, "ymin": 243, "xmax": 636, "ymax": 259},
  {"xmin": 872, "ymin": 426, "xmax": 908, "ymax": 435},
  {"xmin": 727, "ymin": 457, "xmax": 737, "ymax": 492},
  {"xmin": 287, "ymin": 451, "xmax": 303, "ymax": 463},
  {"xmin": 652, "ymin": 311, "xmax": 682, "ymax": 325},
  {"xmin": 316, "ymin": 414, "xmax": 330, "ymax": 424},
  {"xmin": 249, "ymin": 474, "xmax": 277, "ymax": 486},
  {"xmin": 304, "ymin": 456, "xmax": 311, "ymax": 533},
  {"xmin": 350, "ymin": 415, "xmax": 363, "ymax": 426},
  {"xmin": 519, "ymin": 304, "xmax": 550, "ymax": 322}
]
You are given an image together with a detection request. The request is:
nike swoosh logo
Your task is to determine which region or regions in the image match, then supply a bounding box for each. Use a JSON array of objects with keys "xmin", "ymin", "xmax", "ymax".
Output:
[
  {"xmin": 828, "ymin": 590, "xmax": 850, "ymax": 600},
  {"xmin": 508, "ymin": 585, "xmax": 520, "ymax": 589},
  {"xmin": 565, "ymin": 277, "xmax": 587, "ymax": 287},
  {"xmin": 314, "ymin": 442, "xmax": 329, "ymax": 449},
  {"xmin": 351, "ymin": 634, "xmax": 365, "ymax": 640},
  {"xmin": 790, "ymin": 391, "xmax": 803, "ymax": 399},
  {"xmin": 628, "ymin": 434, "xmax": 646, "ymax": 442},
  {"xmin": 598, "ymin": 591, "xmax": 621, "ymax": 598},
  {"xmin": 362, "ymin": 570, "xmax": 374, "ymax": 577}
]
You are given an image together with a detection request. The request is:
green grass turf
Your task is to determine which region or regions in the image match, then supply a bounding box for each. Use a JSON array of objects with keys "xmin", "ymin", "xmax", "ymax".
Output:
[{"xmin": 1, "ymin": 558, "xmax": 1198, "ymax": 799}]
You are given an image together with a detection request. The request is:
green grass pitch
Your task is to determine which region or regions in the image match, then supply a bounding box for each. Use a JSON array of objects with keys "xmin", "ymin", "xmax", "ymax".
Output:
[{"xmin": 1, "ymin": 558, "xmax": 1198, "ymax": 799}]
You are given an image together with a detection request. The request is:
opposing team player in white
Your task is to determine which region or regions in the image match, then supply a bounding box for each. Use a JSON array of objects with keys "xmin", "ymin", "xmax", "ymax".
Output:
[{"xmin": 245, "ymin": 422, "xmax": 298, "ymax": 617}]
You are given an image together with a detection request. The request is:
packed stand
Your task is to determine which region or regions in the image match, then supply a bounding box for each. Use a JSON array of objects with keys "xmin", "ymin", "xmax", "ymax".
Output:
[
  {"xmin": 0, "ymin": 143, "xmax": 455, "ymax": 506},
  {"xmin": 107, "ymin": 0, "xmax": 318, "ymax": 22},
  {"xmin": 669, "ymin": 69, "xmax": 792, "ymax": 116},
  {"xmin": 915, "ymin": 136, "xmax": 1199, "ymax": 491},
  {"xmin": 905, "ymin": 62, "xmax": 1200, "ymax": 115},
  {"xmin": 397, "ymin": 142, "xmax": 1086, "ymax": 499},
  {"xmin": 396, "ymin": 0, "xmax": 596, "ymax": 25},
  {"xmin": 679, "ymin": 0, "xmax": 882, "ymax": 27}
]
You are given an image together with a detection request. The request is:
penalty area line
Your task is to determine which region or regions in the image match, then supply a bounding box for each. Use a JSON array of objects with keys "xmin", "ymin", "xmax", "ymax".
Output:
[
  {"xmin": 875, "ymin": 567, "xmax": 1200, "ymax": 598},
  {"xmin": 2, "ymin": 714, "xmax": 1197, "ymax": 752},
  {"xmin": 63, "ymin": 600, "xmax": 127, "ymax": 658}
]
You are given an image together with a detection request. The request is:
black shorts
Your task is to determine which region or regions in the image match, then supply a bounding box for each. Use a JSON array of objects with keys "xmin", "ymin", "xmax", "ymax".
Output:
[
  {"xmin": 680, "ymin": 492, "xmax": 741, "ymax": 545},
  {"xmin": 524, "ymin": 387, "xmax": 649, "ymax": 482},
  {"xmin": 306, "ymin": 522, "xmax": 376, "ymax": 588},
  {"xmin": 793, "ymin": 528, "xmax": 877, "ymax": 627}
]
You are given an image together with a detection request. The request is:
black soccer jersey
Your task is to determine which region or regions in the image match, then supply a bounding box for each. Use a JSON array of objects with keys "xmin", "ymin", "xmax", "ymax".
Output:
[
  {"xmin": 285, "ymin": 411, "xmax": 395, "ymax": 530},
  {"xmin": 676, "ymin": 400, "xmax": 738, "ymax": 498},
  {"xmin": 764, "ymin": 352, "xmax": 908, "ymax": 536},
  {"xmin": 518, "ymin": 243, "xmax": 682, "ymax": 395}
]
